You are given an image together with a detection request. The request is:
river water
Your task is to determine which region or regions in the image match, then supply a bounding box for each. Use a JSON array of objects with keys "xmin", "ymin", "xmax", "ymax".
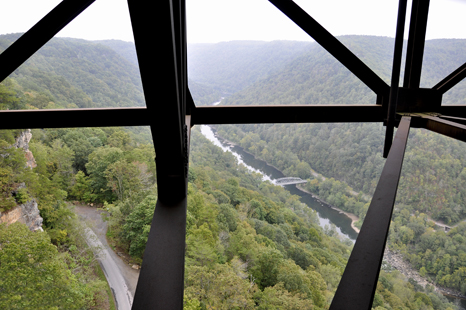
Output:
[
  {"xmin": 200, "ymin": 125, "xmax": 358, "ymax": 241},
  {"xmin": 200, "ymin": 124, "xmax": 466, "ymax": 309}
]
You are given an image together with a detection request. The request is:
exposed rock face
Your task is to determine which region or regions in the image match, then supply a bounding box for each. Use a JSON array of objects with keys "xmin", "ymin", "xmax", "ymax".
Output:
[
  {"xmin": 13, "ymin": 129, "xmax": 36, "ymax": 168},
  {"xmin": 384, "ymin": 247, "xmax": 466, "ymax": 299},
  {"xmin": 0, "ymin": 130, "xmax": 42, "ymax": 231},
  {"xmin": 0, "ymin": 199, "xmax": 43, "ymax": 231}
]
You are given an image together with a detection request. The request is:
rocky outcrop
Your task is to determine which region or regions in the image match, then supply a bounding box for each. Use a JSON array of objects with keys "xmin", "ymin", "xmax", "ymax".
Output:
[
  {"xmin": 384, "ymin": 249, "xmax": 431, "ymax": 288},
  {"xmin": 384, "ymin": 248, "xmax": 466, "ymax": 299},
  {"xmin": 13, "ymin": 129, "xmax": 36, "ymax": 168},
  {"xmin": 0, "ymin": 198, "xmax": 43, "ymax": 231},
  {"xmin": 0, "ymin": 130, "xmax": 42, "ymax": 231}
]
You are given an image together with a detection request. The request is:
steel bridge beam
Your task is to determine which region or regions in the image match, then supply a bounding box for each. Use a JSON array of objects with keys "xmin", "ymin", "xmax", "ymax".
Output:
[
  {"xmin": 330, "ymin": 116, "xmax": 411, "ymax": 310},
  {"xmin": 0, "ymin": 0, "xmax": 96, "ymax": 83},
  {"xmin": 403, "ymin": 0, "xmax": 430, "ymax": 89},
  {"xmin": 410, "ymin": 114, "xmax": 466, "ymax": 143},
  {"xmin": 438, "ymin": 115, "xmax": 466, "ymax": 126},
  {"xmin": 268, "ymin": 0, "xmax": 389, "ymax": 97},
  {"xmin": 0, "ymin": 108, "xmax": 148, "ymax": 129},
  {"xmin": 192, "ymin": 104, "xmax": 384, "ymax": 124},
  {"xmin": 383, "ymin": 0, "xmax": 409, "ymax": 158},
  {"xmin": 128, "ymin": 0, "xmax": 189, "ymax": 309},
  {"xmin": 0, "ymin": 105, "xmax": 466, "ymax": 130},
  {"xmin": 434, "ymin": 62, "xmax": 466, "ymax": 94}
]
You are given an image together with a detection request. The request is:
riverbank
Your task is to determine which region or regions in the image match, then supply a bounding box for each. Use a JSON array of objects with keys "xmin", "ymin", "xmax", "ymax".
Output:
[
  {"xmin": 296, "ymin": 184, "xmax": 361, "ymax": 233},
  {"xmin": 208, "ymin": 126, "xmax": 466, "ymax": 305},
  {"xmin": 210, "ymin": 126, "xmax": 285, "ymax": 173},
  {"xmin": 211, "ymin": 126, "xmax": 362, "ymax": 234}
]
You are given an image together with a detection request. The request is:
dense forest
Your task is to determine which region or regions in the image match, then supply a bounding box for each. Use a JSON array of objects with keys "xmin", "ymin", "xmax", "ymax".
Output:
[
  {"xmin": 0, "ymin": 34, "xmax": 144, "ymax": 109},
  {"xmin": 0, "ymin": 34, "xmax": 465, "ymax": 309},
  {"xmin": 193, "ymin": 36, "xmax": 466, "ymax": 300}
]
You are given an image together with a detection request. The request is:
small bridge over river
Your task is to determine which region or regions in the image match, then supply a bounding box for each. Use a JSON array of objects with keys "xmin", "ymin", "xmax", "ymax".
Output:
[{"xmin": 273, "ymin": 177, "xmax": 307, "ymax": 186}]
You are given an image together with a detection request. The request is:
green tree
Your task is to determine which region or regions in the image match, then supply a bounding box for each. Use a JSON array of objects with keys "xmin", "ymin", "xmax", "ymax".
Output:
[
  {"xmin": 105, "ymin": 159, "xmax": 141, "ymax": 201},
  {"xmin": 254, "ymin": 282, "xmax": 312, "ymax": 310},
  {"xmin": 86, "ymin": 147, "xmax": 123, "ymax": 202},
  {"xmin": 107, "ymin": 130, "xmax": 132, "ymax": 151},
  {"xmin": 185, "ymin": 263, "xmax": 257, "ymax": 309},
  {"xmin": 186, "ymin": 223, "xmax": 218, "ymax": 268},
  {"xmin": 0, "ymin": 80, "xmax": 20, "ymax": 110},
  {"xmin": 122, "ymin": 195, "xmax": 157, "ymax": 258},
  {"xmin": 0, "ymin": 223, "xmax": 91, "ymax": 309},
  {"xmin": 70, "ymin": 171, "xmax": 96, "ymax": 203},
  {"xmin": 252, "ymin": 247, "xmax": 284, "ymax": 289}
]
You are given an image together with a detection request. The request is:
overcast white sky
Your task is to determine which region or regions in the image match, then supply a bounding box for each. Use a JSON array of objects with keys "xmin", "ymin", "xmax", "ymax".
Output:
[{"xmin": 0, "ymin": 0, "xmax": 466, "ymax": 43}]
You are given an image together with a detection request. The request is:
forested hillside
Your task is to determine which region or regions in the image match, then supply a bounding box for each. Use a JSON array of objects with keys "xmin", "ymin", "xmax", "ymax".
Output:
[
  {"xmin": 198, "ymin": 36, "xmax": 466, "ymax": 298},
  {"xmin": 188, "ymin": 40, "xmax": 313, "ymax": 101},
  {"xmin": 0, "ymin": 34, "xmax": 144, "ymax": 109},
  {"xmin": 0, "ymin": 34, "xmax": 464, "ymax": 309},
  {"xmin": 209, "ymin": 36, "xmax": 466, "ymax": 223}
]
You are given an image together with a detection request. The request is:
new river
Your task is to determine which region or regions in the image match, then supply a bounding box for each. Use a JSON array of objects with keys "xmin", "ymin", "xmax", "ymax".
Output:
[
  {"xmin": 200, "ymin": 124, "xmax": 466, "ymax": 309},
  {"xmin": 200, "ymin": 125, "xmax": 358, "ymax": 242}
]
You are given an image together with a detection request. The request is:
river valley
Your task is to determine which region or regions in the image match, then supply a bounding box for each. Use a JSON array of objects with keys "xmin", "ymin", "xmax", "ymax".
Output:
[
  {"xmin": 200, "ymin": 125, "xmax": 358, "ymax": 242},
  {"xmin": 200, "ymin": 124, "xmax": 466, "ymax": 309}
]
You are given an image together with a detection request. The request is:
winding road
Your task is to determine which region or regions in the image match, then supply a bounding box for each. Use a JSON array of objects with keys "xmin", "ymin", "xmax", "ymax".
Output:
[{"xmin": 74, "ymin": 204, "xmax": 139, "ymax": 310}]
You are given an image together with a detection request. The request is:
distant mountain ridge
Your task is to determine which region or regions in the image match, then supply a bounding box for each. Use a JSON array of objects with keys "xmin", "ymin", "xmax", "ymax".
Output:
[
  {"xmin": 187, "ymin": 36, "xmax": 466, "ymax": 107},
  {"xmin": 0, "ymin": 34, "xmax": 144, "ymax": 109},
  {"xmin": 188, "ymin": 40, "xmax": 313, "ymax": 103}
]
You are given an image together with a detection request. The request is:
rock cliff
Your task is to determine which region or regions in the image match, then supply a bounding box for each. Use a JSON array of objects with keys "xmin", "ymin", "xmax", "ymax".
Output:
[
  {"xmin": 13, "ymin": 129, "xmax": 36, "ymax": 168},
  {"xmin": 0, "ymin": 130, "xmax": 42, "ymax": 231},
  {"xmin": 0, "ymin": 198, "xmax": 43, "ymax": 231}
]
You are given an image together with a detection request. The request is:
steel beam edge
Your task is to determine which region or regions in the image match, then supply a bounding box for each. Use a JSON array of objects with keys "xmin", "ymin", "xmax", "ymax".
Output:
[
  {"xmin": 330, "ymin": 116, "xmax": 411, "ymax": 310},
  {"xmin": 383, "ymin": 0, "xmax": 408, "ymax": 158},
  {"xmin": 438, "ymin": 115, "xmax": 466, "ymax": 126},
  {"xmin": 433, "ymin": 62, "xmax": 466, "ymax": 94},
  {"xmin": 403, "ymin": 0, "xmax": 430, "ymax": 89},
  {"xmin": 436, "ymin": 105, "xmax": 466, "ymax": 118},
  {"xmin": 0, "ymin": 0, "xmax": 96, "ymax": 83},
  {"xmin": 131, "ymin": 188, "xmax": 188, "ymax": 310},
  {"xmin": 268, "ymin": 0, "xmax": 389, "ymax": 96},
  {"xmin": 415, "ymin": 115, "xmax": 466, "ymax": 142},
  {"xmin": 192, "ymin": 105, "xmax": 384, "ymax": 125},
  {"xmin": 0, "ymin": 107, "xmax": 149, "ymax": 129}
]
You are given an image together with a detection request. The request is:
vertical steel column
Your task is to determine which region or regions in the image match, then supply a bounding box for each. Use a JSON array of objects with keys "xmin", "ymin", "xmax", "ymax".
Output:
[
  {"xmin": 403, "ymin": 0, "xmax": 430, "ymax": 89},
  {"xmin": 128, "ymin": 0, "xmax": 189, "ymax": 309},
  {"xmin": 383, "ymin": 0, "xmax": 408, "ymax": 158},
  {"xmin": 330, "ymin": 117, "xmax": 411, "ymax": 310}
]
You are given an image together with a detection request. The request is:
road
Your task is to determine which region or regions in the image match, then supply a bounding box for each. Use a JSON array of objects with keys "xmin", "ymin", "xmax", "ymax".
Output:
[{"xmin": 74, "ymin": 204, "xmax": 139, "ymax": 310}]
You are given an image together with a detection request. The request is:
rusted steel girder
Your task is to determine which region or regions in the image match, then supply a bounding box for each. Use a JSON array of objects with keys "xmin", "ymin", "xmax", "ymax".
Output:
[{"xmin": 434, "ymin": 62, "xmax": 466, "ymax": 94}]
